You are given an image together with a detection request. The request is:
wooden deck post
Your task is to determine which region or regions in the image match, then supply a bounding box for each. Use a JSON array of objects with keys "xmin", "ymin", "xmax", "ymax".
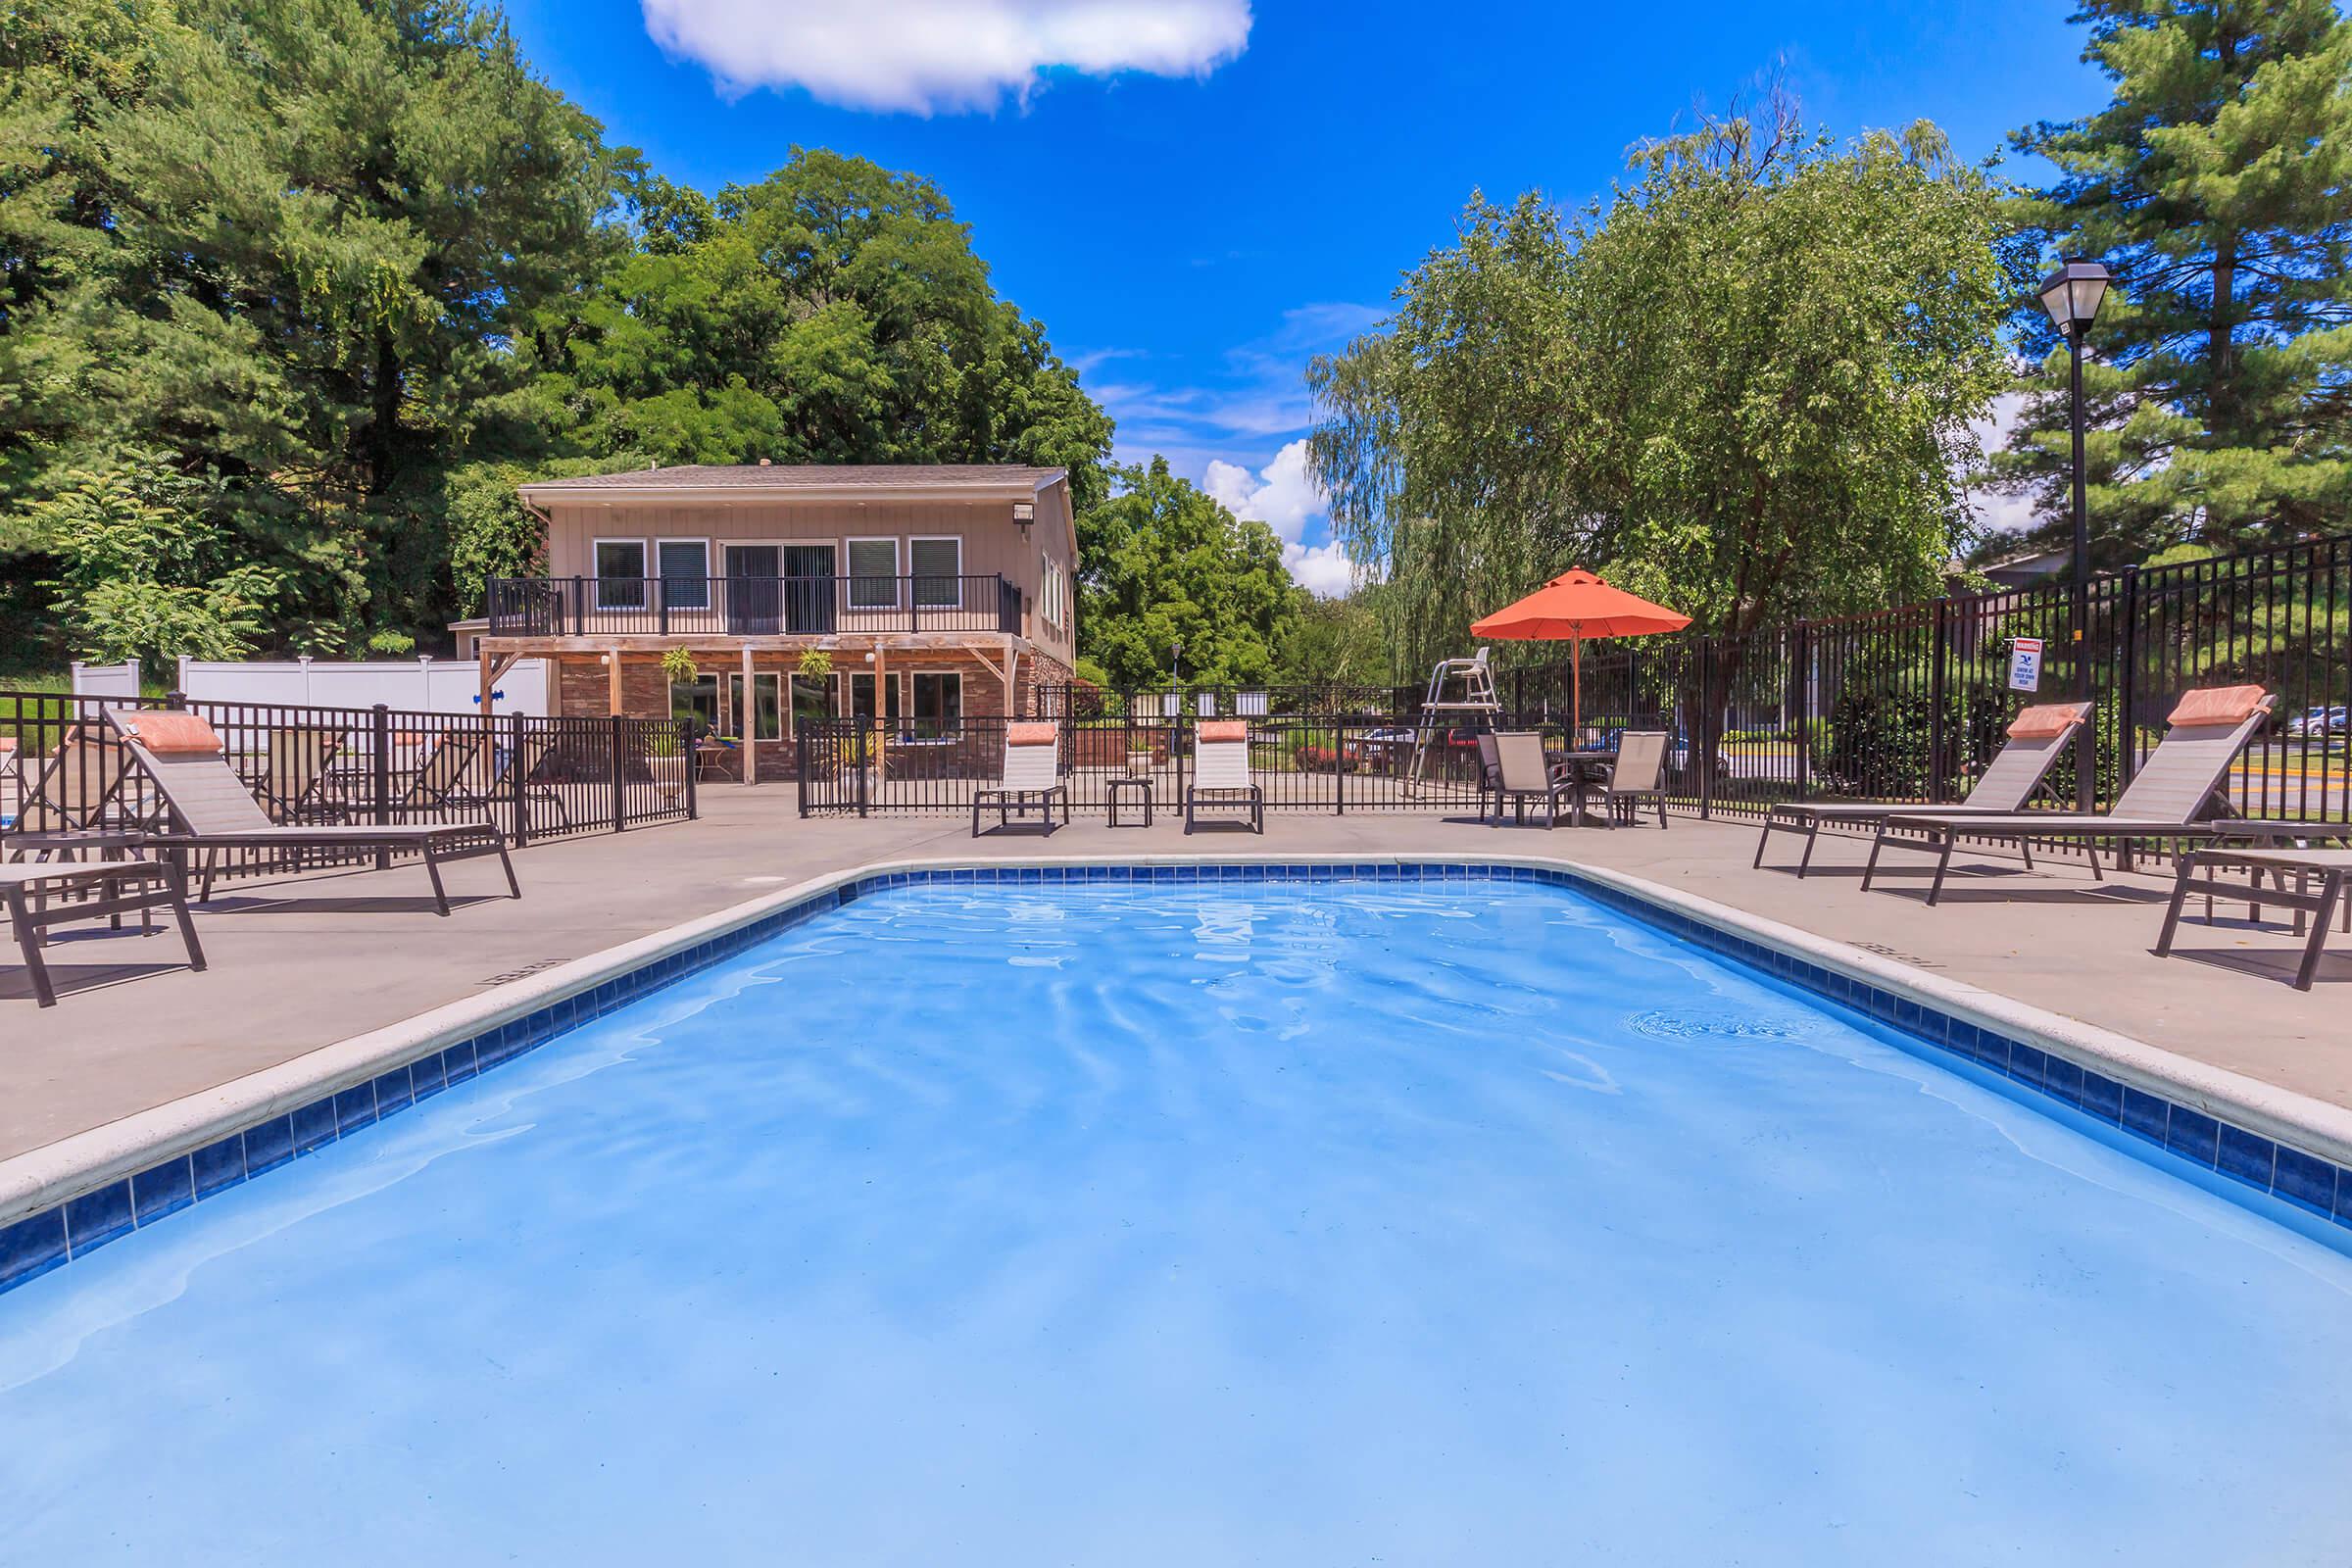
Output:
[
  {"xmin": 606, "ymin": 647, "xmax": 622, "ymax": 716},
  {"xmin": 873, "ymin": 645, "xmax": 888, "ymax": 780},
  {"xmin": 742, "ymin": 644, "xmax": 757, "ymax": 786}
]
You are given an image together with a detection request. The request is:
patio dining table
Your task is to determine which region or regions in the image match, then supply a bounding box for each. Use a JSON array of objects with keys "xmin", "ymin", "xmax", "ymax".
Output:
[{"xmin": 1544, "ymin": 748, "xmax": 1618, "ymax": 828}]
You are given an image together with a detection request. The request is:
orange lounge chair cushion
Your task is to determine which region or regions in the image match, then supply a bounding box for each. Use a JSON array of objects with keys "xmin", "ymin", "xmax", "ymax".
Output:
[
  {"xmin": 1198, "ymin": 720, "xmax": 1249, "ymax": 743},
  {"xmin": 119, "ymin": 711, "xmax": 224, "ymax": 755},
  {"xmin": 2167, "ymin": 685, "xmax": 2269, "ymax": 726},
  {"xmin": 1005, "ymin": 721, "xmax": 1058, "ymax": 748},
  {"xmin": 2006, "ymin": 703, "xmax": 2084, "ymax": 739}
]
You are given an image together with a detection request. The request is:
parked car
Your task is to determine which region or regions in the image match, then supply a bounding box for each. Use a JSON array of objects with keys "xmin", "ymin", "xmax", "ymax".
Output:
[{"xmin": 2287, "ymin": 704, "xmax": 2347, "ymax": 739}]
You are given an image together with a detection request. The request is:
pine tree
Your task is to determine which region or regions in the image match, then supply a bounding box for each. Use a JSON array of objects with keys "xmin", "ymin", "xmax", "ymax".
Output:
[{"xmin": 1997, "ymin": 0, "xmax": 2352, "ymax": 564}]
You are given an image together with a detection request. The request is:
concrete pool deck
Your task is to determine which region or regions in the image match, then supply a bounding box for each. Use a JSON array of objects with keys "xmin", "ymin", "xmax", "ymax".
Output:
[{"xmin": 4, "ymin": 789, "xmax": 2346, "ymax": 1172}]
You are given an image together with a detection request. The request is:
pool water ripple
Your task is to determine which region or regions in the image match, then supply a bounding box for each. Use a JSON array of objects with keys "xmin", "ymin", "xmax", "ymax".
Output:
[{"xmin": 1, "ymin": 879, "xmax": 2348, "ymax": 1566}]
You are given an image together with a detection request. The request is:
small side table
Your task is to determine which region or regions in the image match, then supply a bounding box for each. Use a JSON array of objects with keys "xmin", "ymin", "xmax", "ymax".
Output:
[
  {"xmin": 4, "ymin": 829, "xmax": 162, "ymax": 934},
  {"xmin": 1107, "ymin": 777, "xmax": 1153, "ymax": 828}
]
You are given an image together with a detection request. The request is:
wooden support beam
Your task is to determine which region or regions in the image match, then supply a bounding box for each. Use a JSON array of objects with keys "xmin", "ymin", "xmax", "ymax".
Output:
[
  {"xmin": 607, "ymin": 647, "xmax": 622, "ymax": 716},
  {"xmin": 742, "ymin": 644, "xmax": 757, "ymax": 786}
]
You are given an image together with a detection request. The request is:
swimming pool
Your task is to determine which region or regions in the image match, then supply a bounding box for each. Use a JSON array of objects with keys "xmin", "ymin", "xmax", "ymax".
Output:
[{"xmin": 2, "ymin": 873, "xmax": 2348, "ymax": 1563}]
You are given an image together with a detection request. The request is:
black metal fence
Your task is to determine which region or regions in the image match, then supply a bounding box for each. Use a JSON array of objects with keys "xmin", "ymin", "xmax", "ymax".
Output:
[
  {"xmin": 486, "ymin": 573, "xmax": 1023, "ymax": 638},
  {"xmin": 1, "ymin": 690, "xmax": 695, "ymax": 885},
  {"xmin": 1540, "ymin": 531, "xmax": 2350, "ymax": 826},
  {"xmin": 911, "ymin": 531, "xmax": 2352, "ymax": 828},
  {"xmin": 798, "ymin": 713, "xmax": 1544, "ymax": 816}
]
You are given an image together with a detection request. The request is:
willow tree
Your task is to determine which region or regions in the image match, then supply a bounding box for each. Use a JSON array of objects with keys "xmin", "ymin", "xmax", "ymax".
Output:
[{"xmin": 1308, "ymin": 98, "xmax": 2027, "ymax": 696}]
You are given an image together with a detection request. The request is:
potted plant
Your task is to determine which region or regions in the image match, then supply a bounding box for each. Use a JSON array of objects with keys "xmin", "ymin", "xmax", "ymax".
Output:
[{"xmin": 653, "ymin": 647, "xmax": 700, "ymax": 804}]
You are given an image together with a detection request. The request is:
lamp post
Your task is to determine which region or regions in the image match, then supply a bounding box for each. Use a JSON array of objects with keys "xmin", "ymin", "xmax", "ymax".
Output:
[{"xmin": 2036, "ymin": 256, "xmax": 2110, "ymax": 811}]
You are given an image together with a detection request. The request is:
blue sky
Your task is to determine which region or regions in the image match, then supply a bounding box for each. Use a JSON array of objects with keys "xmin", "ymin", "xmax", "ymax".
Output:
[{"xmin": 499, "ymin": 1, "xmax": 2111, "ymax": 591}]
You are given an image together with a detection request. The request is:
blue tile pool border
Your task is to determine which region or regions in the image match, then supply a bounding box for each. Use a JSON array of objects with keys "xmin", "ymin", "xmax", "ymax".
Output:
[{"xmin": 4, "ymin": 858, "xmax": 2346, "ymax": 1297}]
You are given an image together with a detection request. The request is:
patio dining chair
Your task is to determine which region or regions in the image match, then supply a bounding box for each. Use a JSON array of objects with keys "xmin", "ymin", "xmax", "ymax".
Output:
[
  {"xmin": 1596, "ymin": 730, "xmax": 1670, "ymax": 828},
  {"xmin": 1491, "ymin": 731, "xmax": 1577, "ymax": 828}
]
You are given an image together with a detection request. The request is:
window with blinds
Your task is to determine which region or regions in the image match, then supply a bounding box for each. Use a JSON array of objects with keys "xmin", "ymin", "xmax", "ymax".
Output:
[{"xmin": 910, "ymin": 538, "xmax": 962, "ymax": 608}]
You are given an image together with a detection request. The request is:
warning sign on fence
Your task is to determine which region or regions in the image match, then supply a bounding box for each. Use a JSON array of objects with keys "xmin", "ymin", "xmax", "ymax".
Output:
[{"xmin": 2008, "ymin": 636, "xmax": 2044, "ymax": 693}]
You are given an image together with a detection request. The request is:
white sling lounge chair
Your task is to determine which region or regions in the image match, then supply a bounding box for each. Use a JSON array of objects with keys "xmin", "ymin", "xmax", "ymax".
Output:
[
  {"xmin": 1185, "ymin": 720, "xmax": 1263, "ymax": 833},
  {"xmin": 1863, "ymin": 686, "xmax": 2276, "ymax": 906},
  {"xmin": 1754, "ymin": 701, "xmax": 2090, "ymax": 875},
  {"xmin": 108, "ymin": 710, "xmax": 518, "ymax": 915},
  {"xmin": 971, "ymin": 721, "xmax": 1069, "ymax": 836}
]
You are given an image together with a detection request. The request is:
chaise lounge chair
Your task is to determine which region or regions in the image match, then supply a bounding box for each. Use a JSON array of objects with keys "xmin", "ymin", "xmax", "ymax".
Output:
[
  {"xmin": 107, "ymin": 709, "xmax": 519, "ymax": 915},
  {"xmin": 1754, "ymin": 701, "xmax": 2090, "ymax": 875},
  {"xmin": 971, "ymin": 721, "xmax": 1069, "ymax": 836},
  {"xmin": 1185, "ymin": 720, "xmax": 1264, "ymax": 834},
  {"xmin": 10, "ymin": 722, "xmax": 138, "ymax": 838},
  {"xmin": 3, "ymin": 857, "xmax": 206, "ymax": 1006},
  {"xmin": 1862, "ymin": 686, "xmax": 2275, "ymax": 906},
  {"xmin": 1490, "ymin": 731, "xmax": 1578, "ymax": 828}
]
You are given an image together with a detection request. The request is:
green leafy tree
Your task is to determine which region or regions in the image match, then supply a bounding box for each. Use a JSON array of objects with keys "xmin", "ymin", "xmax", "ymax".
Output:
[
  {"xmin": 1997, "ymin": 0, "xmax": 2352, "ymax": 564},
  {"xmin": 1278, "ymin": 588, "xmax": 1398, "ymax": 685},
  {"xmin": 540, "ymin": 149, "xmax": 1114, "ymax": 513},
  {"xmin": 1076, "ymin": 458, "xmax": 1299, "ymax": 689},
  {"xmin": 35, "ymin": 450, "xmax": 277, "ymax": 663},
  {"xmin": 1310, "ymin": 95, "xmax": 2026, "ymax": 682},
  {"xmin": 3, "ymin": 0, "xmax": 631, "ymax": 658}
]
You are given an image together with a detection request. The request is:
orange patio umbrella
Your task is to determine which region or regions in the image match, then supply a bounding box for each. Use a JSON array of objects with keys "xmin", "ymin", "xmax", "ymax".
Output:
[{"xmin": 1470, "ymin": 568, "xmax": 1691, "ymax": 740}]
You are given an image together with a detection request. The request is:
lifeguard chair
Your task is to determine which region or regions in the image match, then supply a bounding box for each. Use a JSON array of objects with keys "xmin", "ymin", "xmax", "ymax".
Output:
[{"xmin": 1406, "ymin": 647, "xmax": 1501, "ymax": 792}]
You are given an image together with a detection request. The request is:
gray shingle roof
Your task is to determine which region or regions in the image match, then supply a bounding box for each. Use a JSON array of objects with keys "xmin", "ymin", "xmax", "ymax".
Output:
[{"xmin": 520, "ymin": 463, "xmax": 1065, "ymax": 495}]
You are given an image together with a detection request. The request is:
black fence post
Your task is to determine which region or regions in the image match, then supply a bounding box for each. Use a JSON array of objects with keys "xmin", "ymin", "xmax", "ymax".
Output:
[
  {"xmin": 1929, "ymin": 599, "xmax": 1950, "ymax": 804},
  {"xmin": 2116, "ymin": 565, "xmax": 2141, "ymax": 803},
  {"xmin": 370, "ymin": 704, "xmax": 392, "ymax": 869},
  {"xmin": 609, "ymin": 714, "xmax": 625, "ymax": 833},
  {"xmin": 857, "ymin": 722, "xmax": 870, "ymax": 818},
  {"xmin": 1335, "ymin": 718, "xmax": 1347, "ymax": 815},
  {"xmin": 681, "ymin": 718, "xmax": 698, "ymax": 820},
  {"xmin": 1696, "ymin": 646, "xmax": 1712, "ymax": 819},
  {"xmin": 511, "ymin": 710, "xmax": 531, "ymax": 848},
  {"xmin": 798, "ymin": 726, "xmax": 812, "ymax": 818},
  {"xmin": 1790, "ymin": 623, "xmax": 1810, "ymax": 801}
]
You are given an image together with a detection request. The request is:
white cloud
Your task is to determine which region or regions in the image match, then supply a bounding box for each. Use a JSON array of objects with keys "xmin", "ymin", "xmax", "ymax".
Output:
[
  {"xmin": 639, "ymin": 0, "xmax": 1252, "ymax": 114},
  {"xmin": 1205, "ymin": 439, "xmax": 1319, "ymax": 541},
  {"xmin": 1283, "ymin": 540, "xmax": 1360, "ymax": 598},
  {"xmin": 1204, "ymin": 439, "xmax": 1361, "ymax": 597}
]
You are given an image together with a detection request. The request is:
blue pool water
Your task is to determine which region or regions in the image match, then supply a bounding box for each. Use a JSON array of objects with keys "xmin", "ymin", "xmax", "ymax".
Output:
[{"xmin": 3, "ymin": 878, "xmax": 2350, "ymax": 1564}]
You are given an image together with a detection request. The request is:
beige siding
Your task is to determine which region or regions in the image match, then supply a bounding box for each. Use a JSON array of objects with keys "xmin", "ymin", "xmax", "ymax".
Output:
[{"xmin": 541, "ymin": 480, "xmax": 1077, "ymax": 663}]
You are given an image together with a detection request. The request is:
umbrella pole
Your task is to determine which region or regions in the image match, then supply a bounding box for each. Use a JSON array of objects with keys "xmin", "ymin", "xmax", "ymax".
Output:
[{"xmin": 1571, "ymin": 633, "xmax": 1582, "ymax": 743}]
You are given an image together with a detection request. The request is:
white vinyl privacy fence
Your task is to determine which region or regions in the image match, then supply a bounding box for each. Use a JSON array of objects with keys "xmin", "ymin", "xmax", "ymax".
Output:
[{"xmin": 173, "ymin": 657, "xmax": 552, "ymax": 715}]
